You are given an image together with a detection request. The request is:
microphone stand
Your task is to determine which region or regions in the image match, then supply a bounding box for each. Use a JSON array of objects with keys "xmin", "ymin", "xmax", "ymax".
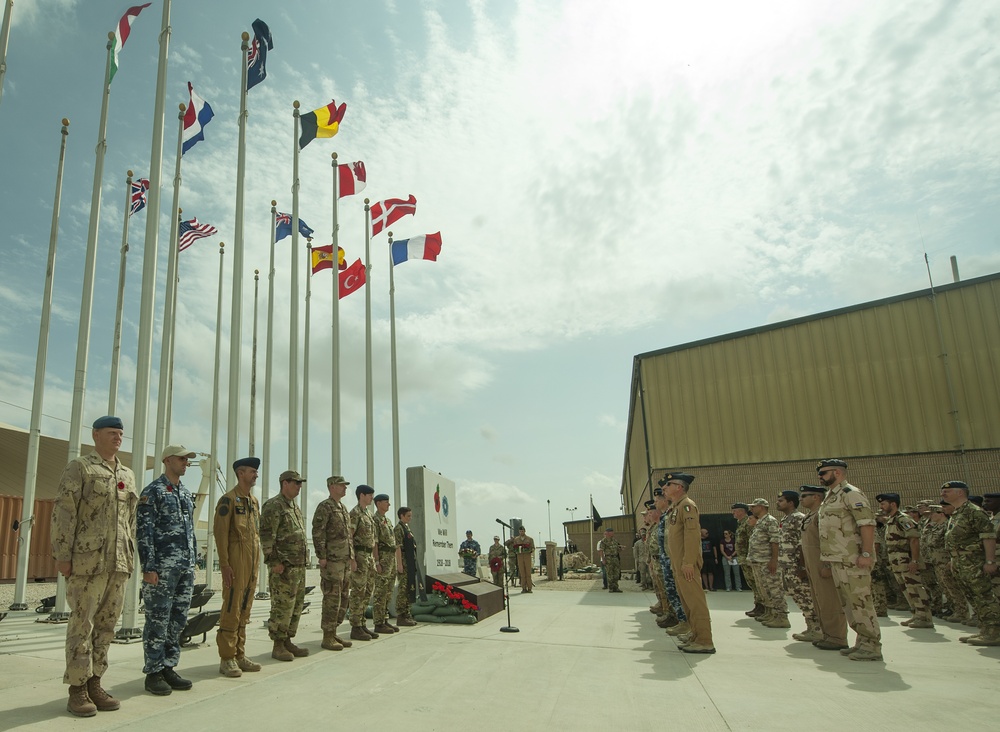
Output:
[{"xmin": 496, "ymin": 518, "xmax": 518, "ymax": 633}]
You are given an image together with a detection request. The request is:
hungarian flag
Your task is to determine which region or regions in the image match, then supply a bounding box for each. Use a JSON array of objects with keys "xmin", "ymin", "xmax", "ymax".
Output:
[
  {"xmin": 299, "ymin": 99, "xmax": 347, "ymax": 149},
  {"xmin": 275, "ymin": 213, "xmax": 314, "ymax": 242},
  {"xmin": 338, "ymin": 161, "xmax": 367, "ymax": 198},
  {"xmin": 370, "ymin": 195, "xmax": 416, "ymax": 237},
  {"xmin": 182, "ymin": 82, "xmax": 215, "ymax": 154},
  {"xmin": 311, "ymin": 245, "xmax": 346, "ymax": 274},
  {"xmin": 246, "ymin": 18, "xmax": 273, "ymax": 91},
  {"xmin": 178, "ymin": 218, "xmax": 218, "ymax": 252},
  {"xmin": 108, "ymin": 3, "xmax": 151, "ymax": 84},
  {"xmin": 339, "ymin": 258, "xmax": 366, "ymax": 299},
  {"xmin": 391, "ymin": 232, "xmax": 441, "ymax": 266},
  {"xmin": 129, "ymin": 177, "xmax": 150, "ymax": 217}
]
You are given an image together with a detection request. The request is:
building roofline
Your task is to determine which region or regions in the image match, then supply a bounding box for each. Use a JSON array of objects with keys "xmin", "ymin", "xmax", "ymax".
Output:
[{"xmin": 634, "ymin": 270, "xmax": 1000, "ymax": 362}]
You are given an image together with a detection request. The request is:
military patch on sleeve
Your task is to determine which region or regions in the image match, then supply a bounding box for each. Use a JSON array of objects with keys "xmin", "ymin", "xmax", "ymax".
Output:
[
  {"xmin": 854, "ymin": 502, "xmax": 864, "ymax": 508},
  {"xmin": 139, "ymin": 495, "xmax": 149, "ymax": 504},
  {"xmin": 218, "ymin": 504, "xmax": 229, "ymax": 517},
  {"xmin": 219, "ymin": 496, "xmax": 231, "ymax": 505}
]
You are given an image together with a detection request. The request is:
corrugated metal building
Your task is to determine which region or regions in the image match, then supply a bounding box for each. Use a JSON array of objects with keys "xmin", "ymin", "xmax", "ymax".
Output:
[{"xmin": 620, "ymin": 272, "xmax": 1000, "ymax": 520}]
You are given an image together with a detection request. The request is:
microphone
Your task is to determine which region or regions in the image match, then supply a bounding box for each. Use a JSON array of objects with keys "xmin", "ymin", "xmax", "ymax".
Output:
[{"xmin": 495, "ymin": 518, "xmax": 511, "ymax": 529}]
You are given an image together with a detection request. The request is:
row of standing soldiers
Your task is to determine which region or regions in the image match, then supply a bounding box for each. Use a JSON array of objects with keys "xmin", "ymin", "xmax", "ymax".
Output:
[{"xmin": 214, "ymin": 460, "xmax": 422, "ymax": 678}]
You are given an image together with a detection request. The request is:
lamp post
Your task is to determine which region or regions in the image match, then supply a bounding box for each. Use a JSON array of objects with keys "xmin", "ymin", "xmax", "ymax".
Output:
[
  {"xmin": 547, "ymin": 499, "xmax": 551, "ymax": 541},
  {"xmin": 565, "ymin": 506, "xmax": 577, "ymax": 522}
]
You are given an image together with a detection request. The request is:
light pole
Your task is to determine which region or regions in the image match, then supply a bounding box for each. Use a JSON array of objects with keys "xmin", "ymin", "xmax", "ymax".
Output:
[
  {"xmin": 547, "ymin": 499, "xmax": 552, "ymax": 541},
  {"xmin": 565, "ymin": 506, "xmax": 578, "ymax": 522}
]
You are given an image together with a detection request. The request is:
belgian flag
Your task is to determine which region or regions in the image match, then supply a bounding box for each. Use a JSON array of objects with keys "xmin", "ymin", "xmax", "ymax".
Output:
[{"xmin": 299, "ymin": 99, "xmax": 347, "ymax": 149}]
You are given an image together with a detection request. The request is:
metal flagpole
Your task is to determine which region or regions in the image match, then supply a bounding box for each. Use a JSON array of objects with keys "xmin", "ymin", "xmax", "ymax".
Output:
[
  {"xmin": 119, "ymin": 0, "xmax": 172, "ymax": 640},
  {"xmin": 0, "ymin": 0, "xmax": 13, "ymax": 110},
  {"xmin": 66, "ymin": 34, "xmax": 114, "ymax": 463},
  {"xmin": 589, "ymin": 494, "xmax": 595, "ymax": 564},
  {"xmin": 10, "ymin": 118, "xmax": 69, "ymax": 611},
  {"xmin": 227, "ymin": 31, "xmax": 251, "ymax": 480},
  {"xmin": 250, "ymin": 269, "xmax": 259, "ymax": 456},
  {"xmin": 154, "ymin": 106, "xmax": 186, "ymax": 464},
  {"xmin": 364, "ymin": 199, "xmax": 374, "ymax": 486},
  {"xmin": 109, "ymin": 171, "xmax": 133, "ymax": 414},
  {"xmin": 301, "ymin": 243, "xmax": 312, "ymax": 516},
  {"xmin": 388, "ymin": 232, "xmax": 401, "ymax": 509},
  {"xmin": 289, "ymin": 102, "xmax": 301, "ymax": 468},
  {"xmin": 206, "ymin": 242, "xmax": 226, "ymax": 593},
  {"xmin": 330, "ymin": 154, "xmax": 341, "ymax": 475},
  {"xmin": 259, "ymin": 204, "xmax": 276, "ymax": 598}
]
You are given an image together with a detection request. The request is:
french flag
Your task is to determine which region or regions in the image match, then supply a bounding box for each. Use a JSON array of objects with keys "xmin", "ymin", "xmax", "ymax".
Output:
[
  {"xmin": 182, "ymin": 82, "xmax": 215, "ymax": 155},
  {"xmin": 391, "ymin": 232, "xmax": 442, "ymax": 266}
]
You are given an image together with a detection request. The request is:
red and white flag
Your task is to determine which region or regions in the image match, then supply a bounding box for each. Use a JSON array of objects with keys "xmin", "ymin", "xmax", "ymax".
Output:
[
  {"xmin": 178, "ymin": 217, "xmax": 218, "ymax": 252},
  {"xmin": 370, "ymin": 195, "xmax": 416, "ymax": 237},
  {"xmin": 339, "ymin": 258, "xmax": 366, "ymax": 299},
  {"xmin": 338, "ymin": 161, "xmax": 367, "ymax": 198},
  {"xmin": 109, "ymin": 3, "xmax": 151, "ymax": 84}
]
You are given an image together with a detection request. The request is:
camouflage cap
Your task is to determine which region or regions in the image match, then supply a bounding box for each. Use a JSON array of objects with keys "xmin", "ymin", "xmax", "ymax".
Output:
[
  {"xmin": 816, "ymin": 458, "xmax": 847, "ymax": 473},
  {"xmin": 751, "ymin": 498, "xmax": 769, "ymax": 507},
  {"xmin": 327, "ymin": 475, "xmax": 350, "ymax": 486},
  {"xmin": 279, "ymin": 470, "xmax": 306, "ymax": 483}
]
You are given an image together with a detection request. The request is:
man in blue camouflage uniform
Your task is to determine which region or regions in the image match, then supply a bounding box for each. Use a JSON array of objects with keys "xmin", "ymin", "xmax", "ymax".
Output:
[
  {"xmin": 654, "ymin": 485, "xmax": 688, "ymax": 636},
  {"xmin": 137, "ymin": 445, "xmax": 198, "ymax": 695},
  {"xmin": 459, "ymin": 531, "xmax": 481, "ymax": 577}
]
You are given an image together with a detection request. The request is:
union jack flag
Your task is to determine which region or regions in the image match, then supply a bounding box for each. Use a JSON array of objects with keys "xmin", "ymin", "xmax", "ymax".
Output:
[
  {"xmin": 178, "ymin": 218, "xmax": 218, "ymax": 252},
  {"xmin": 275, "ymin": 212, "xmax": 314, "ymax": 242},
  {"xmin": 129, "ymin": 178, "xmax": 150, "ymax": 217}
]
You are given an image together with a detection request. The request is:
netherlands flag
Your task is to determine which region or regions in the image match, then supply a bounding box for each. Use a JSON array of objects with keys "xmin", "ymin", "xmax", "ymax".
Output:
[
  {"xmin": 391, "ymin": 232, "xmax": 442, "ymax": 266},
  {"xmin": 182, "ymin": 82, "xmax": 215, "ymax": 155}
]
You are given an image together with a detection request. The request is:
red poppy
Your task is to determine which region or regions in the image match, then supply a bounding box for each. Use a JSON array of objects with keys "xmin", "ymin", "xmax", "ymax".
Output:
[{"xmin": 117, "ymin": 481, "xmax": 125, "ymax": 491}]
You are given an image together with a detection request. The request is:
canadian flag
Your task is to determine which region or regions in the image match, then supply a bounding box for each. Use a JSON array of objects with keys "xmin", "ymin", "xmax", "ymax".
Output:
[
  {"xmin": 338, "ymin": 161, "xmax": 367, "ymax": 198},
  {"xmin": 370, "ymin": 195, "xmax": 416, "ymax": 237}
]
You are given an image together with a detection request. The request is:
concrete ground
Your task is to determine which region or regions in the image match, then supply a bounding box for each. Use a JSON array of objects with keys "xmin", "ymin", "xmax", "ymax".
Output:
[{"xmin": 1, "ymin": 575, "xmax": 998, "ymax": 731}]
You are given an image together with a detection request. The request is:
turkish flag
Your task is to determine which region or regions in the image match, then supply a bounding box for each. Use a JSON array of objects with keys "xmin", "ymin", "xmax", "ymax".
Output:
[{"xmin": 339, "ymin": 258, "xmax": 366, "ymax": 299}]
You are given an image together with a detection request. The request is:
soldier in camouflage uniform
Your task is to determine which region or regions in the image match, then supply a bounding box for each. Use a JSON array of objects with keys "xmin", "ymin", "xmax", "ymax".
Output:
[
  {"xmin": 643, "ymin": 503, "xmax": 670, "ymax": 618},
  {"xmin": 372, "ymin": 494, "xmax": 401, "ymax": 634},
  {"xmin": 598, "ymin": 528, "xmax": 623, "ymax": 592},
  {"xmin": 137, "ymin": 445, "xmax": 198, "ymax": 696},
  {"xmin": 940, "ymin": 481, "xmax": 1000, "ymax": 646},
  {"xmin": 214, "ymin": 457, "xmax": 262, "ymax": 677},
  {"xmin": 512, "ymin": 527, "xmax": 535, "ymax": 592},
  {"xmin": 816, "ymin": 459, "xmax": 882, "ymax": 661},
  {"xmin": 488, "ymin": 535, "xmax": 507, "ymax": 586},
  {"xmin": 634, "ymin": 529, "xmax": 650, "ymax": 589},
  {"xmin": 925, "ymin": 505, "xmax": 967, "ymax": 621},
  {"xmin": 733, "ymin": 503, "xmax": 762, "ymax": 617},
  {"xmin": 260, "ymin": 470, "xmax": 310, "ymax": 661},
  {"xmin": 877, "ymin": 493, "xmax": 933, "ymax": 629},
  {"xmin": 982, "ymin": 493, "xmax": 1000, "ymax": 604},
  {"xmin": 52, "ymin": 416, "xmax": 138, "ymax": 717},
  {"xmin": 916, "ymin": 501, "xmax": 943, "ymax": 615},
  {"xmin": 799, "ymin": 486, "xmax": 848, "ymax": 650},
  {"xmin": 748, "ymin": 498, "xmax": 788, "ymax": 628},
  {"xmin": 776, "ymin": 490, "xmax": 820, "ymax": 640},
  {"xmin": 871, "ymin": 515, "xmax": 890, "ymax": 617},
  {"xmin": 349, "ymin": 484, "xmax": 380, "ymax": 640},
  {"xmin": 459, "ymin": 531, "xmax": 481, "ymax": 577},
  {"xmin": 395, "ymin": 507, "xmax": 419, "ymax": 625},
  {"xmin": 312, "ymin": 476, "xmax": 355, "ymax": 650}
]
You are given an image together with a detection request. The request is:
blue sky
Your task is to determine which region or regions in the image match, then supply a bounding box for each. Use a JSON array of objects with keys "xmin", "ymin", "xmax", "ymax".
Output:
[{"xmin": 1, "ymin": 0, "xmax": 999, "ymax": 546}]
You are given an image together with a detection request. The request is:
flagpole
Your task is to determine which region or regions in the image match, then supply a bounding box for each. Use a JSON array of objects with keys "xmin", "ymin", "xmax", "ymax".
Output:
[
  {"xmin": 388, "ymin": 232, "xmax": 401, "ymax": 509},
  {"xmin": 66, "ymin": 34, "xmax": 113, "ymax": 466},
  {"xmin": 109, "ymin": 171, "xmax": 133, "ymax": 414},
  {"xmin": 0, "ymin": 0, "xmax": 13, "ymax": 110},
  {"xmin": 227, "ymin": 30, "xmax": 251, "ymax": 478},
  {"xmin": 330, "ymin": 153, "xmax": 341, "ymax": 475},
  {"xmin": 258, "ymin": 203, "xmax": 276, "ymax": 598},
  {"xmin": 206, "ymin": 242, "xmax": 225, "ymax": 593},
  {"xmin": 301, "ymin": 243, "xmax": 312, "ymax": 517},
  {"xmin": 10, "ymin": 118, "xmax": 69, "ymax": 611},
  {"xmin": 289, "ymin": 101, "xmax": 301, "ymax": 469},
  {"xmin": 250, "ymin": 269, "xmax": 259, "ymax": 455},
  {"xmin": 364, "ymin": 198, "xmax": 374, "ymax": 486},
  {"xmin": 589, "ymin": 494, "xmax": 595, "ymax": 564},
  {"xmin": 120, "ymin": 0, "xmax": 172, "ymax": 640},
  {"xmin": 154, "ymin": 106, "xmax": 186, "ymax": 464}
]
